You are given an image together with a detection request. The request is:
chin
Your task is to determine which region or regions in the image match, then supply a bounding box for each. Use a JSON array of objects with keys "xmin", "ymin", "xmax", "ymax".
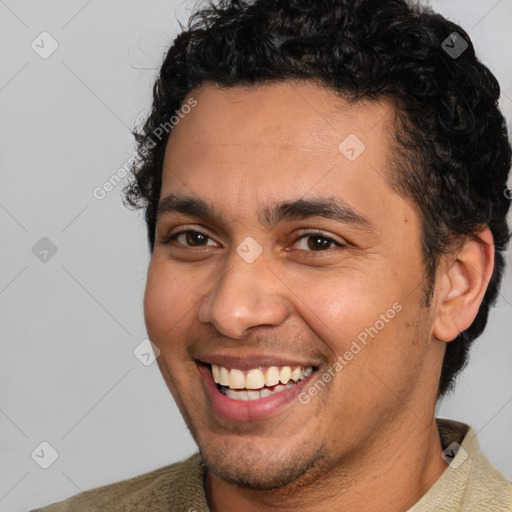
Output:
[{"xmin": 199, "ymin": 438, "xmax": 325, "ymax": 491}]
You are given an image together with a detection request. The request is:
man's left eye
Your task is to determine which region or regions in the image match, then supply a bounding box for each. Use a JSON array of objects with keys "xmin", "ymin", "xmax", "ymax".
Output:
[{"xmin": 293, "ymin": 232, "xmax": 344, "ymax": 252}]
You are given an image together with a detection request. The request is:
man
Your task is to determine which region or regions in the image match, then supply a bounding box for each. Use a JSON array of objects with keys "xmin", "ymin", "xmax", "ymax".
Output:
[{"xmin": 33, "ymin": 0, "xmax": 511, "ymax": 510}]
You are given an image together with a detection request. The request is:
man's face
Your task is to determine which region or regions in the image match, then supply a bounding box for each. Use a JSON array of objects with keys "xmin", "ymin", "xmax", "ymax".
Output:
[{"xmin": 144, "ymin": 81, "xmax": 443, "ymax": 489}]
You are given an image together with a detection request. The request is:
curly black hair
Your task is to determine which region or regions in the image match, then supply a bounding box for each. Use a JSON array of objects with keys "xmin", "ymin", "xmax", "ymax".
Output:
[{"xmin": 123, "ymin": 0, "xmax": 512, "ymax": 397}]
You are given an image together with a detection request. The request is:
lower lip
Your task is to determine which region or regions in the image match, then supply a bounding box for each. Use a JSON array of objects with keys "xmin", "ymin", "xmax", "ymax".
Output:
[{"xmin": 197, "ymin": 364, "xmax": 313, "ymax": 422}]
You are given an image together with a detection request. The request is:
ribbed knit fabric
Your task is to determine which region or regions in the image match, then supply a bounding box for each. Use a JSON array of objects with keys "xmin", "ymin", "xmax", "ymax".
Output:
[
  {"xmin": 31, "ymin": 453, "xmax": 209, "ymax": 512},
  {"xmin": 408, "ymin": 419, "xmax": 512, "ymax": 511},
  {"xmin": 31, "ymin": 419, "xmax": 511, "ymax": 512}
]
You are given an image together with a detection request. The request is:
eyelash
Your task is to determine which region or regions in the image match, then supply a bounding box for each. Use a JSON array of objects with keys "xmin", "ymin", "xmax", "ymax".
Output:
[
  {"xmin": 160, "ymin": 228, "xmax": 345, "ymax": 252},
  {"xmin": 294, "ymin": 229, "xmax": 346, "ymax": 252}
]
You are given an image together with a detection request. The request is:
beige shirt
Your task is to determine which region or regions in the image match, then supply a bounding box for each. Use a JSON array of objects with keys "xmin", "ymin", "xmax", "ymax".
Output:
[{"xmin": 32, "ymin": 419, "xmax": 512, "ymax": 511}]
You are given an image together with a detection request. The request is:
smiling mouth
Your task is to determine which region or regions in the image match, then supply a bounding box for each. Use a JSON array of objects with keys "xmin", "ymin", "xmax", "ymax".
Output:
[{"xmin": 209, "ymin": 363, "xmax": 316, "ymax": 401}]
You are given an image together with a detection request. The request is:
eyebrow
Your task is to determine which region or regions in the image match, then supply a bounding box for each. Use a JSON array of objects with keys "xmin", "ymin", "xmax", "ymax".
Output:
[{"xmin": 157, "ymin": 194, "xmax": 376, "ymax": 233}]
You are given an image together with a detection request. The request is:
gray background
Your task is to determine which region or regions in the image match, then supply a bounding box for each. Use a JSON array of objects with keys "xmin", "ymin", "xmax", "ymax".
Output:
[{"xmin": 0, "ymin": 1, "xmax": 511, "ymax": 510}]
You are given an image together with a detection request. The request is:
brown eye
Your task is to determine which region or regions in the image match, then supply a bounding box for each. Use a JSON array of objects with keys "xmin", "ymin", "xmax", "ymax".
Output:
[
  {"xmin": 294, "ymin": 231, "xmax": 344, "ymax": 252},
  {"xmin": 182, "ymin": 231, "xmax": 209, "ymax": 246},
  {"xmin": 306, "ymin": 235, "xmax": 334, "ymax": 251},
  {"xmin": 163, "ymin": 230, "xmax": 218, "ymax": 247}
]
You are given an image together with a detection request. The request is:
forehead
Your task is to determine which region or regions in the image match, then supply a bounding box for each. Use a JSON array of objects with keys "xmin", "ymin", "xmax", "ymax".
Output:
[
  {"xmin": 167, "ymin": 81, "xmax": 396, "ymax": 156},
  {"xmin": 160, "ymin": 81, "xmax": 408, "ymax": 230}
]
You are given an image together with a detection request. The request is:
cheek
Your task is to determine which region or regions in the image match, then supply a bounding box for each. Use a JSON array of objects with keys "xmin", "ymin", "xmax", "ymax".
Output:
[
  {"xmin": 287, "ymin": 269, "xmax": 400, "ymax": 356},
  {"xmin": 144, "ymin": 263, "xmax": 205, "ymax": 386},
  {"xmin": 143, "ymin": 261, "xmax": 196, "ymax": 345}
]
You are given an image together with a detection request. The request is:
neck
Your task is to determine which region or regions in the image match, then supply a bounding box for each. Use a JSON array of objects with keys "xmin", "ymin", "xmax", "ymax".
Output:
[{"xmin": 205, "ymin": 414, "xmax": 448, "ymax": 512}]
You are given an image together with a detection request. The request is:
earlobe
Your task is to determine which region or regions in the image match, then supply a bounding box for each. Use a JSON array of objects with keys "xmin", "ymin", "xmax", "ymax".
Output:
[{"xmin": 432, "ymin": 227, "xmax": 494, "ymax": 343}]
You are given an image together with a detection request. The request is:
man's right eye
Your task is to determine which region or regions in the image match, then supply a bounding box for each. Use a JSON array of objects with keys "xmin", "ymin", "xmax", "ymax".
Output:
[{"xmin": 160, "ymin": 229, "xmax": 218, "ymax": 247}]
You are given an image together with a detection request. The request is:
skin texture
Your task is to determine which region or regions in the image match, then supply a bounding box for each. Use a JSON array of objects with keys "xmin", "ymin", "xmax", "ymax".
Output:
[{"xmin": 144, "ymin": 81, "xmax": 494, "ymax": 511}]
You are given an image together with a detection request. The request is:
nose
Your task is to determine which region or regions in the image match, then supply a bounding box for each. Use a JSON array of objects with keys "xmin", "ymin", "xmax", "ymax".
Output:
[{"xmin": 198, "ymin": 248, "xmax": 290, "ymax": 339}]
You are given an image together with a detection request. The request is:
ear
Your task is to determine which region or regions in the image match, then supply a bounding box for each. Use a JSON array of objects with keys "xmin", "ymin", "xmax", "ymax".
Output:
[{"xmin": 432, "ymin": 227, "xmax": 494, "ymax": 343}]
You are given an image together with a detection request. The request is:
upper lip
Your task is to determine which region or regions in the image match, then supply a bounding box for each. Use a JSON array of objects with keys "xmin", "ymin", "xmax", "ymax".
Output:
[{"xmin": 196, "ymin": 353, "xmax": 320, "ymax": 370}]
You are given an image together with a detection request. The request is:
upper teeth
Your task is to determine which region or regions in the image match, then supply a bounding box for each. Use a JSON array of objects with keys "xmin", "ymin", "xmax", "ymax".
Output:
[{"xmin": 211, "ymin": 364, "xmax": 313, "ymax": 390}]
